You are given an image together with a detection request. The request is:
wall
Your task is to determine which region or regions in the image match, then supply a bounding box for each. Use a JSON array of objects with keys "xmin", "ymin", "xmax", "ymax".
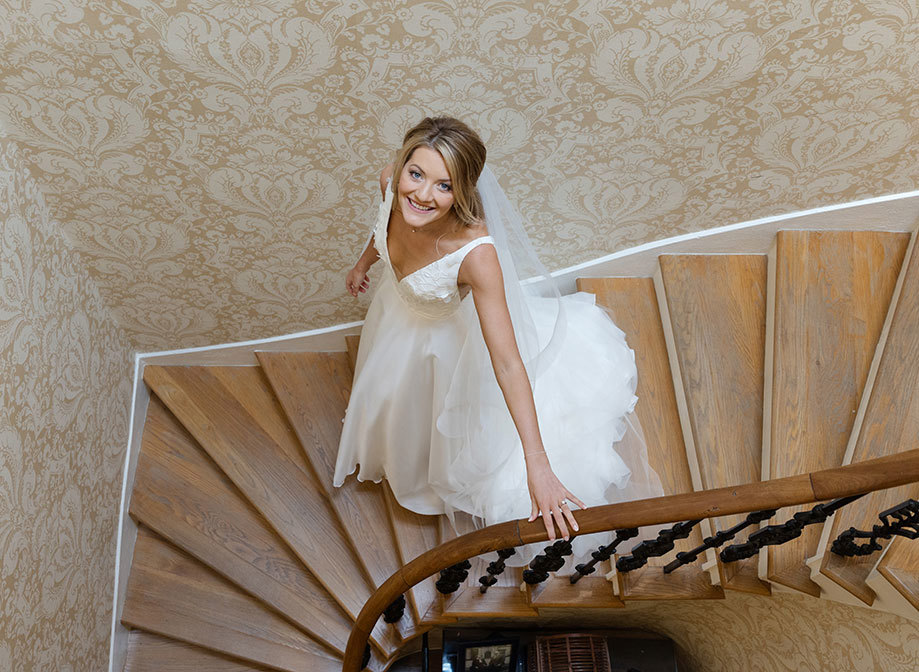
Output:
[
  {"xmin": 541, "ymin": 591, "xmax": 919, "ymax": 671},
  {"xmin": 0, "ymin": 134, "xmax": 133, "ymax": 670}
]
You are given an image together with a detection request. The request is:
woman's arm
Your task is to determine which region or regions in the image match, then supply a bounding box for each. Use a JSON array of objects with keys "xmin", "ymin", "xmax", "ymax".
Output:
[
  {"xmin": 458, "ymin": 244, "xmax": 585, "ymax": 540},
  {"xmin": 346, "ymin": 164, "xmax": 396, "ymax": 297},
  {"xmin": 346, "ymin": 241, "xmax": 379, "ymax": 297}
]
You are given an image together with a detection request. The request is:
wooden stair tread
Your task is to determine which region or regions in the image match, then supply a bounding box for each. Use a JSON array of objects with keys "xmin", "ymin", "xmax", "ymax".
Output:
[
  {"xmin": 529, "ymin": 575, "xmax": 624, "ymax": 609},
  {"xmin": 256, "ymin": 353, "xmax": 406, "ymax": 581},
  {"xmin": 617, "ymin": 553, "xmax": 725, "ymax": 601},
  {"xmin": 130, "ymin": 395, "xmax": 354, "ymax": 655},
  {"xmin": 655, "ymin": 255, "xmax": 770, "ymax": 595},
  {"xmin": 143, "ymin": 365, "xmax": 374, "ymax": 623},
  {"xmin": 766, "ymin": 231, "xmax": 909, "ymax": 597},
  {"xmin": 123, "ymin": 527, "xmax": 341, "ymax": 672},
  {"xmin": 877, "ymin": 538, "xmax": 919, "ymax": 612},
  {"xmin": 207, "ymin": 365, "xmax": 409, "ymax": 650},
  {"xmin": 578, "ymin": 278, "xmax": 718, "ymax": 600},
  {"xmin": 819, "ymin": 230, "xmax": 919, "ymax": 604},
  {"xmin": 125, "ymin": 631, "xmax": 274, "ymax": 672},
  {"xmin": 384, "ymin": 482, "xmax": 445, "ymax": 624},
  {"xmin": 443, "ymin": 586, "xmax": 538, "ymax": 618},
  {"xmin": 256, "ymin": 350, "xmax": 422, "ymax": 638}
]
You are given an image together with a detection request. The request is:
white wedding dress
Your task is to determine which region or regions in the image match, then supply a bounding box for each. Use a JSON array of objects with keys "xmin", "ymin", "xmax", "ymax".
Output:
[{"xmin": 334, "ymin": 176, "xmax": 660, "ymax": 564}]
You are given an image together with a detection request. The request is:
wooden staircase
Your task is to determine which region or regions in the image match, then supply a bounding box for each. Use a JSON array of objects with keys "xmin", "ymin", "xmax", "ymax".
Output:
[{"xmin": 119, "ymin": 228, "xmax": 919, "ymax": 670}]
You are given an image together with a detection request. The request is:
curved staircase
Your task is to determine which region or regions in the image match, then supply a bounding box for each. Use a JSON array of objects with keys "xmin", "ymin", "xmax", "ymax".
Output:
[{"xmin": 118, "ymin": 228, "xmax": 919, "ymax": 671}]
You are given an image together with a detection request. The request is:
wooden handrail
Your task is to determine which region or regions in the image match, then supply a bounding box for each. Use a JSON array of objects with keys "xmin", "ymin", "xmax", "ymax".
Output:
[{"xmin": 343, "ymin": 447, "xmax": 919, "ymax": 670}]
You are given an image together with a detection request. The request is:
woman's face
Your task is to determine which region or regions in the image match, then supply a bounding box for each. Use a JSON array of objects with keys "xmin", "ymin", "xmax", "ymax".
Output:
[{"xmin": 397, "ymin": 146, "xmax": 455, "ymax": 228}]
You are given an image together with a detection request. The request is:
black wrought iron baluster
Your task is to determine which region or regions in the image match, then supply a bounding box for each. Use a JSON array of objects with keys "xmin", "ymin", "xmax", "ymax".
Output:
[
  {"xmin": 615, "ymin": 520, "xmax": 701, "ymax": 572},
  {"xmin": 721, "ymin": 495, "xmax": 864, "ymax": 563},
  {"xmin": 663, "ymin": 509, "xmax": 776, "ymax": 573},
  {"xmin": 570, "ymin": 527, "xmax": 639, "ymax": 584},
  {"xmin": 832, "ymin": 499, "xmax": 919, "ymax": 557},
  {"xmin": 522, "ymin": 540, "xmax": 573, "ymax": 585},
  {"xmin": 478, "ymin": 548, "xmax": 517, "ymax": 593},
  {"xmin": 382, "ymin": 593, "xmax": 406, "ymax": 623},
  {"xmin": 435, "ymin": 559, "xmax": 472, "ymax": 594}
]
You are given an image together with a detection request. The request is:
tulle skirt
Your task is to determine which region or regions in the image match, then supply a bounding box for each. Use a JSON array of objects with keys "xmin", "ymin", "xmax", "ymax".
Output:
[{"xmin": 334, "ymin": 274, "xmax": 661, "ymax": 565}]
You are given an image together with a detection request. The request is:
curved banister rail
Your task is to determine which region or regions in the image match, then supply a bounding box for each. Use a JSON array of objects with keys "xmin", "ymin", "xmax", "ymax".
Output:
[{"xmin": 343, "ymin": 447, "xmax": 919, "ymax": 670}]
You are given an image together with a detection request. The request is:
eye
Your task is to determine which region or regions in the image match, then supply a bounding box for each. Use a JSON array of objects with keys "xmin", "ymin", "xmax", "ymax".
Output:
[
  {"xmin": 409, "ymin": 169, "xmax": 421, "ymax": 180},
  {"xmin": 438, "ymin": 183, "xmax": 452, "ymax": 192}
]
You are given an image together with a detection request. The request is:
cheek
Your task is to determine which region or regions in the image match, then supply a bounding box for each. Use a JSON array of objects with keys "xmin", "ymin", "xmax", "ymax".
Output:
[{"xmin": 438, "ymin": 193, "xmax": 455, "ymax": 209}]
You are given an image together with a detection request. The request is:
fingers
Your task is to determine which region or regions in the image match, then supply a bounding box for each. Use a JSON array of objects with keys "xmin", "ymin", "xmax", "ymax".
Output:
[
  {"xmin": 567, "ymin": 491, "xmax": 587, "ymax": 511},
  {"xmin": 552, "ymin": 504, "xmax": 570, "ymax": 541},
  {"xmin": 346, "ymin": 274, "xmax": 370, "ymax": 297},
  {"xmin": 529, "ymin": 498, "xmax": 538, "ymax": 523},
  {"xmin": 562, "ymin": 502, "xmax": 579, "ymax": 533},
  {"xmin": 541, "ymin": 507, "xmax": 556, "ymax": 541}
]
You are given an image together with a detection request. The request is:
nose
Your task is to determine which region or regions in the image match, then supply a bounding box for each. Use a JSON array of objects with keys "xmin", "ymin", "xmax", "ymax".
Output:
[{"xmin": 416, "ymin": 181, "xmax": 434, "ymax": 203}]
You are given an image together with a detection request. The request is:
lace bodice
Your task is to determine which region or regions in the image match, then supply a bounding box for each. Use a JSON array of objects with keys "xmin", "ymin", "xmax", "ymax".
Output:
[{"xmin": 373, "ymin": 178, "xmax": 494, "ymax": 319}]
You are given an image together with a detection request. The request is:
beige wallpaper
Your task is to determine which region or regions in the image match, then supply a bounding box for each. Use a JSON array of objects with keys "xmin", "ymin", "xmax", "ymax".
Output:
[
  {"xmin": 541, "ymin": 591, "xmax": 919, "ymax": 671},
  {"xmin": 0, "ymin": 135, "xmax": 133, "ymax": 670},
  {"xmin": 1, "ymin": 0, "xmax": 918, "ymax": 350}
]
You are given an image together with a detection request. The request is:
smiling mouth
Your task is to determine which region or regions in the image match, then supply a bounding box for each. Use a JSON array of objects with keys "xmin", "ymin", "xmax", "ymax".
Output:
[{"xmin": 407, "ymin": 197, "xmax": 434, "ymax": 212}]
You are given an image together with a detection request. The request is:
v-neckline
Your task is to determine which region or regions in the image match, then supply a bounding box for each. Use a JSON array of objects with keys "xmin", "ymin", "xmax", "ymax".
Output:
[{"xmin": 390, "ymin": 237, "xmax": 482, "ymax": 284}]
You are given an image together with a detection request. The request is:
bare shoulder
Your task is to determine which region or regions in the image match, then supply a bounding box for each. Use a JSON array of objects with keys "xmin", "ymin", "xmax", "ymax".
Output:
[
  {"xmin": 463, "ymin": 217, "xmax": 490, "ymax": 242},
  {"xmin": 379, "ymin": 162, "xmax": 395, "ymax": 196}
]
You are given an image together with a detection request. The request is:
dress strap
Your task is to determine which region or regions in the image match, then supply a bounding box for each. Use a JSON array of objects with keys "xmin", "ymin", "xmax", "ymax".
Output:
[{"xmin": 455, "ymin": 235, "xmax": 495, "ymax": 260}]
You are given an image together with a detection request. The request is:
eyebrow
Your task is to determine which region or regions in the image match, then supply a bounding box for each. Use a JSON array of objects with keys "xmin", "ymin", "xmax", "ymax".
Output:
[{"xmin": 408, "ymin": 163, "xmax": 451, "ymax": 182}]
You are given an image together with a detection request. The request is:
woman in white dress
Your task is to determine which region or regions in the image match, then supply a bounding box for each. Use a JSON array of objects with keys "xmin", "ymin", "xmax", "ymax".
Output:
[{"xmin": 335, "ymin": 116, "xmax": 659, "ymax": 559}]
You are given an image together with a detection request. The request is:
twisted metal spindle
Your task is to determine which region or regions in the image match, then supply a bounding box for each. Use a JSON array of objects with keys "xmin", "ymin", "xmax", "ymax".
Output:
[
  {"xmin": 721, "ymin": 495, "xmax": 864, "ymax": 563},
  {"xmin": 435, "ymin": 559, "xmax": 472, "ymax": 594},
  {"xmin": 832, "ymin": 499, "xmax": 919, "ymax": 557},
  {"xmin": 381, "ymin": 593, "xmax": 406, "ymax": 623},
  {"xmin": 570, "ymin": 527, "xmax": 639, "ymax": 584},
  {"xmin": 616, "ymin": 520, "xmax": 701, "ymax": 572},
  {"xmin": 478, "ymin": 547, "xmax": 517, "ymax": 593},
  {"xmin": 523, "ymin": 539, "xmax": 573, "ymax": 585},
  {"xmin": 663, "ymin": 509, "xmax": 776, "ymax": 573}
]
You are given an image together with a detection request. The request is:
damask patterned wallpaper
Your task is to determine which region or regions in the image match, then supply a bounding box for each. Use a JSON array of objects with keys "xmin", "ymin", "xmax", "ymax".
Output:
[
  {"xmin": 0, "ymin": 135, "xmax": 132, "ymax": 669},
  {"xmin": 1, "ymin": 0, "xmax": 918, "ymax": 350},
  {"xmin": 610, "ymin": 592, "xmax": 919, "ymax": 671},
  {"xmin": 541, "ymin": 591, "xmax": 919, "ymax": 671}
]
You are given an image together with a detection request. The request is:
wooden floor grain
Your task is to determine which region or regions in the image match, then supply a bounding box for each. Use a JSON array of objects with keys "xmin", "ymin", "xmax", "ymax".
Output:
[
  {"xmin": 383, "ymin": 481, "xmax": 446, "ymax": 624},
  {"xmin": 655, "ymin": 255, "xmax": 770, "ymax": 595},
  {"xmin": 257, "ymin": 350, "xmax": 423, "ymax": 640},
  {"xmin": 820, "ymin": 231, "xmax": 919, "ymax": 605},
  {"xmin": 529, "ymin": 574, "xmax": 624, "ymax": 609},
  {"xmin": 130, "ymin": 395, "xmax": 354, "ymax": 656},
  {"xmin": 125, "ymin": 631, "xmax": 273, "ymax": 672},
  {"xmin": 442, "ymin": 586, "xmax": 539, "ymax": 618},
  {"xmin": 122, "ymin": 528, "xmax": 342, "ymax": 672},
  {"xmin": 577, "ymin": 278, "xmax": 722, "ymax": 601},
  {"xmin": 878, "ymin": 538, "xmax": 919, "ymax": 611},
  {"xmin": 767, "ymin": 231, "xmax": 909, "ymax": 597},
  {"xmin": 143, "ymin": 365, "xmax": 375, "ymax": 623}
]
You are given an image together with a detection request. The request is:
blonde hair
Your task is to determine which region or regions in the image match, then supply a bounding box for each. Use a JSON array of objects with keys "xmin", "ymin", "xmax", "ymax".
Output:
[{"xmin": 391, "ymin": 116, "xmax": 486, "ymax": 227}]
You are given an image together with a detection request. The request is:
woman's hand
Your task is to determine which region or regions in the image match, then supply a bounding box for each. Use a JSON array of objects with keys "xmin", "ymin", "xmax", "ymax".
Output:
[
  {"xmin": 346, "ymin": 264, "xmax": 370, "ymax": 297},
  {"xmin": 525, "ymin": 452, "xmax": 586, "ymax": 541}
]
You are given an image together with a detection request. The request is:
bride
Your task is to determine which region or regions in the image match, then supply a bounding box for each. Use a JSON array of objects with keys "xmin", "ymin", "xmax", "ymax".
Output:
[{"xmin": 334, "ymin": 116, "xmax": 659, "ymax": 559}]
